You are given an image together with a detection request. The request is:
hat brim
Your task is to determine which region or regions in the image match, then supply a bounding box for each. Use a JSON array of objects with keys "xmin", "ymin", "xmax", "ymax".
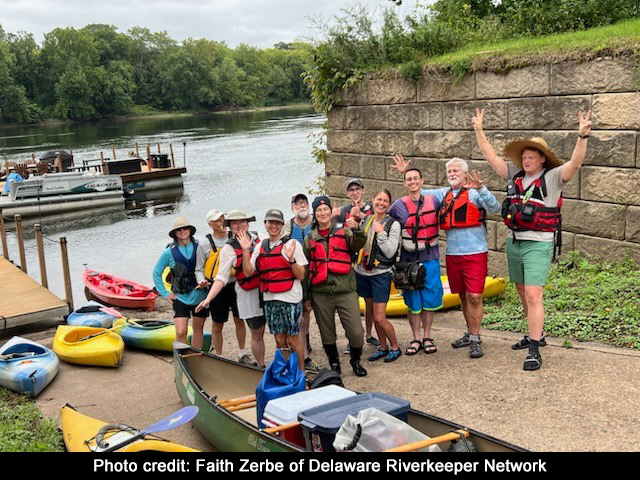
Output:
[
  {"xmin": 503, "ymin": 139, "xmax": 563, "ymax": 169},
  {"xmin": 224, "ymin": 216, "xmax": 255, "ymax": 226},
  {"xmin": 169, "ymin": 226, "xmax": 196, "ymax": 238}
]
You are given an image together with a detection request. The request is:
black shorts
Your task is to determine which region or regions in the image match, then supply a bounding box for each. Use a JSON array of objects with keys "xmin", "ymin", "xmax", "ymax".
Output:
[
  {"xmin": 172, "ymin": 299, "xmax": 209, "ymax": 319},
  {"xmin": 245, "ymin": 315, "xmax": 266, "ymax": 330},
  {"xmin": 210, "ymin": 282, "xmax": 240, "ymax": 323}
]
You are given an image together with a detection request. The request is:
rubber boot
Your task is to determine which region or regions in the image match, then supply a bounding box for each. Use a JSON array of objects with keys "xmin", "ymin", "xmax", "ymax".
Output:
[
  {"xmin": 323, "ymin": 343, "xmax": 341, "ymax": 375},
  {"xmin": 349, "ymin": 346, "xmax": 367, "ymax": 377}
]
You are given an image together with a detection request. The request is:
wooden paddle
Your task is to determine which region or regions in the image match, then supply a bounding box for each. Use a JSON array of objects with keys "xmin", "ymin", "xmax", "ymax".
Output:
[
  {"xmin": 382, "ymin": 429, "xmax": 470, "ymax": 453},
  {"xmin": 76, "ymin": 320, "xmax": 129, "ymax": 342}
]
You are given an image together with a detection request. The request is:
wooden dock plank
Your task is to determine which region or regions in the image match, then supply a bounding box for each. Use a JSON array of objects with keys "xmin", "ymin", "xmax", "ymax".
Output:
[{"xmin": 0, "ymin": 258, "xmax": 68, "ymax": 323}]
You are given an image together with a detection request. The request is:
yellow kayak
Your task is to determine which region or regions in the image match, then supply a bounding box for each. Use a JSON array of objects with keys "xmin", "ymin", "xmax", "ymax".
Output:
[
  {"xmin": 359, "ymin": 276, "xmax": 506, "ymax": 316},
  {"xmin": 53, "ymin": 325, "xmax": 124, "ymax": 367},
  {"xmin": 60, "ymin": 404, "xmax": 200, "ymax": 452}
]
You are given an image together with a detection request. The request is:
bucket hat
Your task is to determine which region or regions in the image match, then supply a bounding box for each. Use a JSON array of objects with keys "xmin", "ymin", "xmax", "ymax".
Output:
[
  {"xmin": 169, "ymin": 217, "xmax": 196, "ymax": 238},
  {"xmin": 224, "ymin": 209, "xmax": 256, "ymax": 226},
  {"xmin": 503, "ymin": 137, "xmax": 563, "ymax": 169}
]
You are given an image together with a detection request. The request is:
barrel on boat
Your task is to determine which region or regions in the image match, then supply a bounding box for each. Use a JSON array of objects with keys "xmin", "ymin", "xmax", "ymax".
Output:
[{"xmin": 0, "ymin": 336, "xmax": 59, "ymax": 397}]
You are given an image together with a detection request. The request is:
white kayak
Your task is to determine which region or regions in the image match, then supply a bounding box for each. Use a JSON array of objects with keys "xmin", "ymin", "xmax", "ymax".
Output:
[{"xmin": 0, "ymin": 336, "xmax": 59, "ymax": 397}]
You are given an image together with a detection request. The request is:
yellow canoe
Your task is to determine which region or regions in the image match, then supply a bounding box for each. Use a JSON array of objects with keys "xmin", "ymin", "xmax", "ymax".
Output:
[
  {"xmin": 60, "ymin": 404, "xmax": 200, "ymax": 452},
  {"xmin": 53, "ymin": 325, "xmax": 124, "ymax": 367},
  {"xmin": 359, "ymin": 276, "xmax": 506, "ymax": 316}
]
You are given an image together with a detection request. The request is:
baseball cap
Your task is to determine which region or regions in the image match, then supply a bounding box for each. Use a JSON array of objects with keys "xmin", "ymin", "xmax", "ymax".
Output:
[
  {"xmin": 264, "ymin": 209, "xmax": 285, "ymax": 224},
  {"xmin": 291, "ymin": 193, "xmax": 308, "ymax": 204},
  {"xmin": 346, "ymin": 178, "xmax": 364, "ymax": 190},
  {"xmin": 206, "ymin": 209, "xmax": 225, "ymax": 223}
]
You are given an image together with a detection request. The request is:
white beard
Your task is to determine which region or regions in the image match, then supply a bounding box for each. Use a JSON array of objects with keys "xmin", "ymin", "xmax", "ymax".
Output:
[{"xmin": 297, "ymin": 209, "xmax": 310, "ymax": 219}]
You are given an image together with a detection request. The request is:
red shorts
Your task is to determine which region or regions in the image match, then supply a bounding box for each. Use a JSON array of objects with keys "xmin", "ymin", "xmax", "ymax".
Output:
[{"xmin": 445, "ymin": 253, "xmax": 488, "ymax": 295}]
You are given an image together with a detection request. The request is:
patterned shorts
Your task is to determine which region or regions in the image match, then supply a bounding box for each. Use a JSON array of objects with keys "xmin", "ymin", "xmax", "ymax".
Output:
[{"xmin": 264, "ymin": 301, "xmax": 302, "ymax": 336}]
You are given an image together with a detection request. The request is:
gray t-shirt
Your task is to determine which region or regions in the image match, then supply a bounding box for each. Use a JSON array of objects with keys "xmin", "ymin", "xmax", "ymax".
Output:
[{"xmin": 505, "ymin": 165, "xmax": 564, "ymax": 242}]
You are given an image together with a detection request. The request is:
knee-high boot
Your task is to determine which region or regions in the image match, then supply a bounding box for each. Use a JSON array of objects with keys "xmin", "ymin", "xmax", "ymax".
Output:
[
  {"xmin": 323, "ymin": 343, "xmax": 341, "ymax": 374},
  {"xmin": 349, "ymin": 346, "xmax": 367, "ymax": 377}
]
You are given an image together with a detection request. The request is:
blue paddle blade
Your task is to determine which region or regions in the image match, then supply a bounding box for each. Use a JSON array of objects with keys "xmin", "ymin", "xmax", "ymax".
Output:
[{"xmin": 141, "ymin": 406, "xmax": 199, "ymax": 435}]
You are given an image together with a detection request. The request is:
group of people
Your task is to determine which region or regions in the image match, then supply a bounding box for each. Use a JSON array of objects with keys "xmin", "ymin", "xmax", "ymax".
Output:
[{"xmin": 152, "ymin": 108, "xmax": 592, "ymax": 374}]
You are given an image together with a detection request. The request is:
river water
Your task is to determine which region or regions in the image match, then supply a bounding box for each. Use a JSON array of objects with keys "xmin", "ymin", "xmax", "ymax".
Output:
[{"xmin": 0, "ymin": 106, "xmax": 324, "ymax": 305}]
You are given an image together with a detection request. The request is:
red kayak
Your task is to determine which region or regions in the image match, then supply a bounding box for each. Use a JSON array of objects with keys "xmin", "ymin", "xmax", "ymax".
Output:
[{"xmin": 83, "ymin": 270, "xmax": 156, "ymax": 311}]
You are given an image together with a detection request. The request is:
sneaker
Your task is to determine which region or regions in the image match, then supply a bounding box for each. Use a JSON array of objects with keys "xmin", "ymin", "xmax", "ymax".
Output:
[
  {"xmin": 384, "ymin": 349, "xmax": 402, "ymax": 363},
  {"xmin": 512, "ymin": 335, "xmax": 547, "ymax": 350},
  {"xmin": 239, "ymin": 354, "xmax": 257, "ymax": 366},
  {"xmin": 304, "ymin": 358, "xmax": 322, "ymax": 373},
  {"xmin": 368, "ymin": 349, "xmax": 389, "ymax": 362},
  {"xmin": 366, "ymin": 336, "xmax": 381, "ymax": 347},
  {"xmin": 469, "ymin": 340, "xmax": 484, "ymax": 359},
  {"xmin": 523, "ymin": 352, "xmax": 542, "ymax": 371},
  {"xmin": 451, "ymin": 332, "xmax": 470, "ymax": 349}
]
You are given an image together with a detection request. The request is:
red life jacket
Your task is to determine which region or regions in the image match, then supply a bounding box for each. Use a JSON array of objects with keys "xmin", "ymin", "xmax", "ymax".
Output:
[
  {"xmin": 255, "ymin": 238, "xmax": 295, "ymax": 293},
  {"xmin": 308, "ymin": 226, "xmax": 352, "ymax": 286},
  {"xmin": 401, "ymin": 195, "xmax": 439, "ymax": 252},
  {"xmin": 438, "ymin": 188, "xmax": 485, "ymax": 230},
  {"xmin": 229, "ymin": 236, "xmax": 261, "ymax": 291}
]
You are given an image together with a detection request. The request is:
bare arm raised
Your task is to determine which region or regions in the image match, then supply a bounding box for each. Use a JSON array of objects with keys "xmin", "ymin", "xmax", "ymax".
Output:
[
  {"xmin": 472, "ymin": 108, "xmax": 509, "ymax": 180},
  {"xmin": 561, "ymin": 110, "xmax": 591, "ymax": 182}
]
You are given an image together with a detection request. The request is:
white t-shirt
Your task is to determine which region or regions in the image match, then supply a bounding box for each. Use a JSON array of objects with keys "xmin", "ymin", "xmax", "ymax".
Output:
[{"xmin": 250, "ymin": 237, "xmax": 308, "ymax": 304}]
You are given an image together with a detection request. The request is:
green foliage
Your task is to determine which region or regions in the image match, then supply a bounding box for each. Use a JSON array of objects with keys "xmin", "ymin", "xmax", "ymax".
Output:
[
  {"xmin": 484, "ymin": 252, "xmax": 640, "ymax": 350},
  {"xmin": 0, "ymin": 389, "xmax": 63, "ymax": 452}
]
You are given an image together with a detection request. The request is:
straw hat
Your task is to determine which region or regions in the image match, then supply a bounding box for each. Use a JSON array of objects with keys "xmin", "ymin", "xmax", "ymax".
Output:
[
  {"xmin": 169, "ymin": 217, "xmax": 196, "ymax": 238},
  {"xmin": 223, "ymin": 209, "xmax": 256, "ymax": 226},
  {"xmin": 503, "ymin": 137, "xmax": 563, "ymax": 169}
]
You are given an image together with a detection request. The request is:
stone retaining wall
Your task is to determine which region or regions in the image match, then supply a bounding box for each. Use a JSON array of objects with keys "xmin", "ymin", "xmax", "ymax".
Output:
[{"xmin": 324, "ymin": 56, "xmax": 640, "ymax": 275}]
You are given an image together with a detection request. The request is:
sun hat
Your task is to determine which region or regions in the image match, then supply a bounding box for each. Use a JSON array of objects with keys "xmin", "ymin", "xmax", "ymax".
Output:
[
  {"xmin": 169, "ymin": 217, "xmax": 196, "ymax": 238},
  {"xmin": 223, "ymin": 209, "xmax": 256, "ymax": 226},
  {"xmin": 206, "ymin": 209, "xmax": 225, "ymax": 223},
  {"xmin": 503, "ymin": 137, "xmax": 563, "ymax": 169},
  {"xmin": 264, "ymin": 209, "xmax": 285, "ymax": 224}
]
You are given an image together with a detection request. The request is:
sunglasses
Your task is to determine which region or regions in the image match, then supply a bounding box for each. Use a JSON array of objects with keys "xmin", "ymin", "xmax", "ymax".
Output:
[{"xmin": 175, "ymin": 226, "xmax": 191, "ymax": 232}]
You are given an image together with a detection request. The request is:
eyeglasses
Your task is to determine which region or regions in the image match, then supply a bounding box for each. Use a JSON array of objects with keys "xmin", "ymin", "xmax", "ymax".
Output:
[
  {"xmin": 347, "ymin": 187, "xmax": 363, "ymax": 193},
  {"xmin": 293, "ymin": 200, "xmax": 308, "ymax": 206}
]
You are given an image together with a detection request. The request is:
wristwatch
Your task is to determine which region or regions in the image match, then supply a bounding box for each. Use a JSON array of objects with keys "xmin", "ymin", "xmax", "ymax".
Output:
[{"xmin": 578, "ymin": 133, "xmax": 590, "ymax": 139}]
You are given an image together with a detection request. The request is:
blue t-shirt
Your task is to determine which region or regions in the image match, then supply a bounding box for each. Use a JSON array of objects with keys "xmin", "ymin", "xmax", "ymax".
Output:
[
  {"xmin": 289, "ymin": 219, "xmax": 312, "ymax": 244},
  {"xmin": 152, "ymin": 242, "xmax": 206, "ymax": 306}
]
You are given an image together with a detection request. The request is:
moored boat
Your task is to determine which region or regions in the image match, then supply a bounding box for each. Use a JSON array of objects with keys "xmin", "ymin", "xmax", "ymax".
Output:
[
  {"xmin": 53, "ymin": 325, "xmax": 124, "ymax": 367},
  {"xmin": 173, "ymin": 345, "xmax": 526, "ymax": 452},
  {"xmin": 114, "ymin": 318, "xmax": 212, "ymax": 352},
  {"xmin": 0, "ymin": 336, "xmax": 59, "ymax": 397},
  {"xmin": 66, "ymin": 301, "xmax": 124, "ymax": 328},
  {"xmin": 83, "ymin": 269, "xmax": 156, "ymax": 311},
  {"xmin": 60, "ymin": 404, "xmax": 200, "ymax": 452}
]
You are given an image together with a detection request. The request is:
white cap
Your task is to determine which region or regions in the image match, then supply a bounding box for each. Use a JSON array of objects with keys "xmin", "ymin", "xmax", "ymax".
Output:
[{"xmin": 206, "ymin": 209, "xmax": 225, "ymax": 223}]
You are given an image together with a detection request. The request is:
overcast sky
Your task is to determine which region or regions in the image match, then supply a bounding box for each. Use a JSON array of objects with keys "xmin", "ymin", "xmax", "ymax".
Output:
[{"xmin": 0, "ymin": 0, "xmax": 422, "ymax": 47}]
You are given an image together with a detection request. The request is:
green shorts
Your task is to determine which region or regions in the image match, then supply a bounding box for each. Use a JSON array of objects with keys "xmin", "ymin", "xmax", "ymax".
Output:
[{"xmin": 506, "ymin": 237, "xmax": 553, "ymax": 286}]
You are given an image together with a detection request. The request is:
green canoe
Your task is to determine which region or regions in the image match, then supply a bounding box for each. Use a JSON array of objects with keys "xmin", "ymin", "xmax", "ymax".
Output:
[{"xmin": 173, "ymin": 345, "xmax": 527, "ymax": 452}]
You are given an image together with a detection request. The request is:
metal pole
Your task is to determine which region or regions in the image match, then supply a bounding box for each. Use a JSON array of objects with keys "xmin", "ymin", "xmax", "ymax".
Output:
[
  {"xmin": 0, "ymin": 209, "xmax": 8, "ymax": 260},
  {"xmin": 35, "ymin": 224, "xmax": 48, "ymax": 288},
  {"xmin": 14, "ymin": 214, "xmax": 27, "ymax": 273},
  {"xmin": 60, "ymin": 237, "xmax": 73, "ymax": 311},
  {"xmin": 183, "ymin": 142, "xmax": 186, "ymax": 168}
]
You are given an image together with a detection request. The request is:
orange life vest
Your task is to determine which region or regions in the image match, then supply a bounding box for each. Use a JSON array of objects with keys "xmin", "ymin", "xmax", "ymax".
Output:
[
  {"xmin": 308, "ymin": 226, "xmax": 352, "ymax": 286},
  {"xmin": 255, "ymin": 238, "xmax": 295, "ymax": 293},
  {"xmin": 439, "ymin": 188, "xmax": 485, "ymax": 230},
  {"xmin": 229, "ymin": 237, "xmax": 261, "ymax": 291},
  {"xmin": 401, "ymin": 195, "xmax": 439, "ymax": 252}
]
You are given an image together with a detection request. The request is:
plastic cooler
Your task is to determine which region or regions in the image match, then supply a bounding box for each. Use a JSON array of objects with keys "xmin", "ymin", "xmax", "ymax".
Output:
[
  {"xmin": 263, "ymin": 385, "xmax": 356, "ymax": 448},
  {"xmin": 298, "ymin": 392, "xmax": 411, "ymax": 452}
]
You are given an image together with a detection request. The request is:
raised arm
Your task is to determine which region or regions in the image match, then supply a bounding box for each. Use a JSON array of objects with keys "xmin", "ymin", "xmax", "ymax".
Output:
[
  {"xmin": 561, "ymin": 110, "xmax": 591, "ymax": 182},
  {"xmin": 472, "ymin": 108, "xmax": 509, "ymax": 180}
]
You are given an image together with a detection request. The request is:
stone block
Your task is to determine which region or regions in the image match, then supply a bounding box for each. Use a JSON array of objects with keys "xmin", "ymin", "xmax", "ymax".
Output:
[
  {"xmin": 554, "ymin": 130, "xmax": 637, "ymax": 168},
  {"xmin": 550, "ymin": 57, "xmax": 638, "ymax": 95},
  {"xmin": 574, "ymin": 235, "xmax": 640, "ymax": 263},
  {"xmin": 365, "ymin": 106, "xmax": 390, "ymax": 130},
  {"xmin": 325, "ymin": 153, "xmax": 342, "ymax": 176},
  {"xmin": 488, "ymin": 250, "xmax": 509, "ymax": 277},
  {"xmin": 386, "ymin": 157, "xmax": 439, "ymax": 185},
  {"xmin": 417, "ymin": 71, "xmax": 475, "ymax": 102},
  {"xmin": 562, "ymin": 199, "xmax": 626, "ymax": 240},
  {"xmin": 477, "ymin": 65, "xmax": 550, "ymax": 99},
  {"xmin": 335, "ymin": 83, "xmax": 367, "ymax": 106},
  {"xmin": 366, "ymin": 76, "xmax": 416, "ymax": 105},
  {"xmin": 471, "ymin": 130, "xmax": 540, "ymax": 160},
  {"xmin": 414, "ymin": 131, "xmax": 472, "ymax": 158},
  {"xmin": 626, "ymin": 206, "xmax": 640, "ymax": 244},
  {"xmin": 592, "ymin": 93, "xmax": 640, "ymax": 129},
  {"xmin": 327, "ymin": 130, "xmax": 366, "ymax": 154},
  {"xmin": 486, "ymin": 219, "xmax": 497, "ymax": 250},
  {"xmin": 344, "ymin": 106, "xmax": 367, "ymax": 130},
  {"xmin": 388, "ymin": 103, "xmax": 443, "ymax": 130},
  {"xmin": 443, "ymin": 100, "xmax": 508, "ymax": 130},
  {"xmin": 327, "ymin": 107, "xmax": 346, "ymax": 130},
  {"xmin": 342, "ymin": 154, "xmax": 387, "ymax": 181},
  {"xmin": 580, "ymin": 166, "xmax": 640, "ymax": 205},
  {"xmin": 324, "ymin": 174, "xmax": 348, "ymax": 197},
  {"xmin": 508, "ymin": 96, "xmax": 591, "ymax": 130}
]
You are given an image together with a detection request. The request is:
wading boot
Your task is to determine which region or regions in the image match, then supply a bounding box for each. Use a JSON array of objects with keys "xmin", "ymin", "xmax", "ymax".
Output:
[
  {"xmin": 349, "ymin": 346, "xmax": 368, "ymax": 377},
  {"xmin": 323, "ymin": 343, "xmax": 341, "ymax": 375}
]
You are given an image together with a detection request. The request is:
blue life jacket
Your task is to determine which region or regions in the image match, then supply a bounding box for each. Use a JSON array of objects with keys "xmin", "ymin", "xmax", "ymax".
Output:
[
  {"xmin": 169, "ymin": 240, "xmax": 198, "ymax": 294},
  {"xmin": 289, "ymin": 218, "xmax": 312, "ymax": 243}
]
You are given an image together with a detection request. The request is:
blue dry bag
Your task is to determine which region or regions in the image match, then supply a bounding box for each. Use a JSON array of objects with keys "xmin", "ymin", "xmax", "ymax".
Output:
[{"xmin": 255, "ymin": 349, "xmax": 306, "ymax": 428}]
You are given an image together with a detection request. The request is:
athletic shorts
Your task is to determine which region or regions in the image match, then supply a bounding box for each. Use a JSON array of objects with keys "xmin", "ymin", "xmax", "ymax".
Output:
[
  {"xmin": 401, "ymin": 259, "xmax": 444, "ymax": 314},
  {"xmin": 445, "ymin": 252, "xmax": 488, "ymax": 295},
  {"xmin": 506, "ymin": 237, "xmax": 553, "ymax": 286},
  {"xmin": 264, "ymin": 301, "xmax": 302, "ymax": 336},
  {"xmin": 172, "ymin": 299, "xmax": 209, "ymax": 319},
  {"xmin": 245, "ymin": 315, "xmax": 266, "ymax": 330},
  {"xmin": 355, "ymin": 271, "xmax": 392, "ymax": 303},
  {"xmin": 210, "ymin": 281, "xmax": 240, "ymax": 323}
]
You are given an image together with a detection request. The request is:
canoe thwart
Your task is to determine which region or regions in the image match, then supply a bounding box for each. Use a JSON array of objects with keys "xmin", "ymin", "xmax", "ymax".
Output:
[
  {"xmin": 219, "ymin": 394, "xmax": 256, "ymax": 407},
  {"xmin": 383, "ymin": 429, "xmax": 469, "ymax": 453},
  {"xmin": 226, "ymin": 401, "xmax": 257, "ymax": 412},
  {"xmin": 262, "ymin": 421, "xmax": 301, "ymax": 435}
]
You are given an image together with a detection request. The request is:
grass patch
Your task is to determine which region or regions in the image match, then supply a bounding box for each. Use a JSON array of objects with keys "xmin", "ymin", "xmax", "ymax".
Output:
[
  {"xmin": 483, "ymin": 251, "xmax": 640, "ymax": 350},
  {"xmin": 0, "ymin": 388, "xmax": 64, "ymax": 452}
]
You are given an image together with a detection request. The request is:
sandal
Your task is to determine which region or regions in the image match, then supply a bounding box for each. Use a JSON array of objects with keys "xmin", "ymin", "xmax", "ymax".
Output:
[
  {"xmin": 523, "ymin": 352, "xmax": 542, "ymax": 371},
  {"xmin": 405, "ymin": 339, "xmax": 422, "ymax": 356},
  {"xmin": 422, "ymin": 337, "xmax": 437, "ymax": 354},
  {"xmin": 512, "ymin": 335, "xmax": 547, "ymax": 350}
]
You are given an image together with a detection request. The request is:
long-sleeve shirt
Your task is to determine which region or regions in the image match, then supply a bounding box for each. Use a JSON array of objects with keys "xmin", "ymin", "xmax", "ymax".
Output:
[
  {"xmin": 354, "ymin": 218, "xmax": 401, "ymax": 277},
  {"xmin": 388, "ymin": 194, "xmax": 441, "ymax": 262},
  {"xmin": 152, "ymin": 241, "xmax": 207, "ymax": 306},
  {"xmin": 421, "ymin": 186, "xmax": 501, "ymax": 255}
]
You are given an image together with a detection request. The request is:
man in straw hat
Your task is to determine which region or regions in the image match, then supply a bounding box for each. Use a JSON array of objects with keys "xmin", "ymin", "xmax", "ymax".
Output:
[
  {"xmin": 152, "ymin": 217, "xmax": 209, "ymax": 350},
  {"xmin": 195, "ymin": 209, "xmax": 252, "ymax": 364},
  {"xmin": 472, "ymin": 108, "xmax": 592, "ymax": 371},
  {"xmin": 196, "ymin": 209, "xmax": 267, "ymax": 367}
]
